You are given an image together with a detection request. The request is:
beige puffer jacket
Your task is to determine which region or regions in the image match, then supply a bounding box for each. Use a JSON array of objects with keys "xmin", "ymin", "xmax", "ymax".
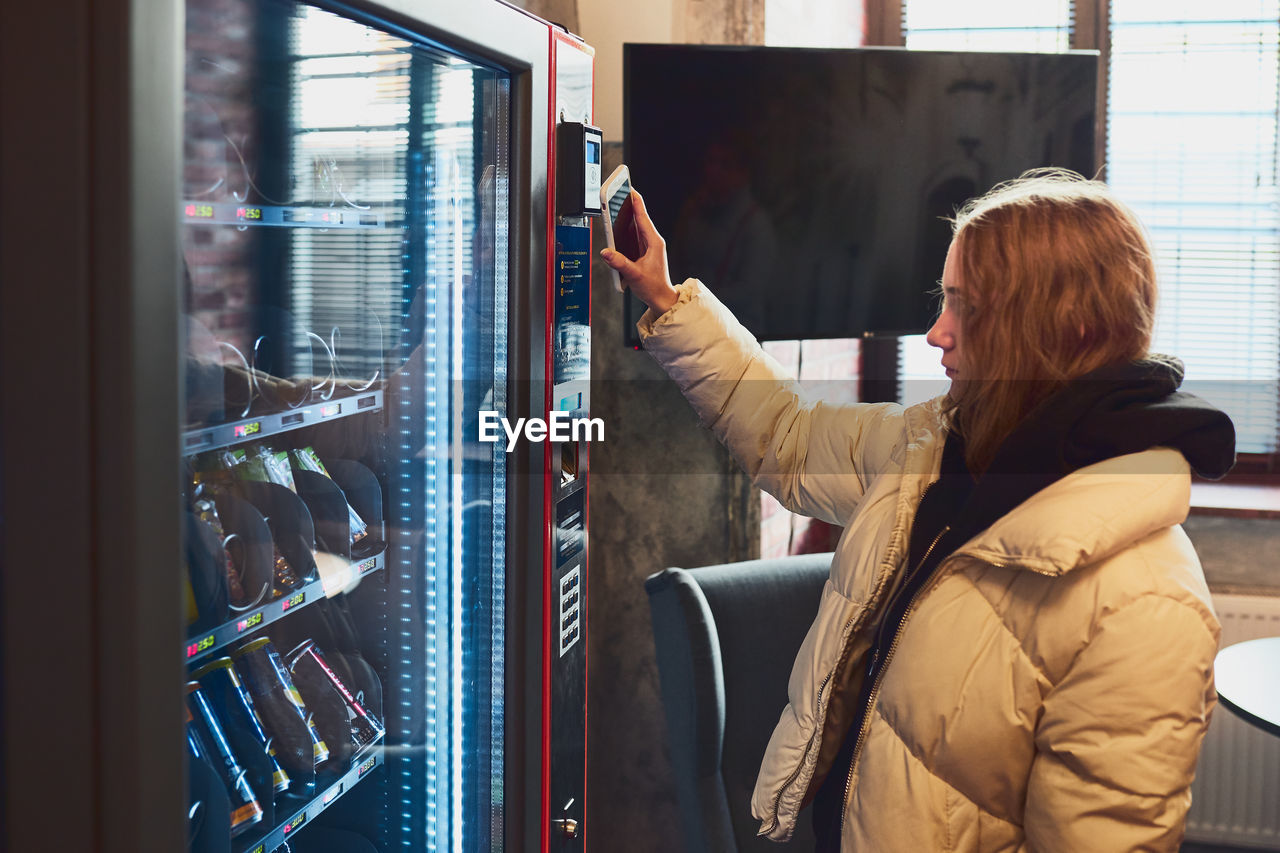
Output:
[{"xmin": 639, "ymin": 281, "xmax": 1220, "ymax": 852}]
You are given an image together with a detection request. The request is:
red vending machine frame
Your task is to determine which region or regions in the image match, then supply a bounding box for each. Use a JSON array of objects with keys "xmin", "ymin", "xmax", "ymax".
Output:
[{"xmin": 541, "ymin": 29, "xmax": 596, "ymax": 852}]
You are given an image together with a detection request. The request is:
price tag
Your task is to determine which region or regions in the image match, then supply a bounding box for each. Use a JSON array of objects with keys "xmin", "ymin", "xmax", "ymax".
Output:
[
  {"xmin": 283, "ymin": 812, "xmax": 306, "ymax": 834},
  {"xmin": 358, "ymin": 557, "xmax": 377, "ymax": 575},
  {"xmin": 357, "ymin": 755, "xmax": 377, "ymax": 778},
  {"xmin": 233, "ymin": 421, "xmax": 262, "ymax": 438},
  {"xmin": 282, "ymin": 591, "xmax": 306, "ymax": 613},
  {"xmin": 322, "ymin": 783, "xmax": 343, "ymax": 805},
  {"xmin": 185, "ymin": 634, "xmax": 216, "ymax": 659},
  {"xmin": 236, "ymin": 612, "xmax": 264, "ymax": 633}
]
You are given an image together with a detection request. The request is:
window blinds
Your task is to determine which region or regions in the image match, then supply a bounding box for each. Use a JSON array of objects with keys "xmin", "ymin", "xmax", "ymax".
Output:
[
  {"xmin": 899, "ymin": 0, "xmax": 1280, "ymax": 455},
  {"xmin": 1108, "ymin": 0, "xmax": 1280, "ymax": 453},
  {"xmin": 289, "ymin": 12, "xmax": 414, "ymax": 384},
  {"xmin": 288, "ymin": 8, "xmax": 483, "ymax": 386},
  {"xmin": 903, "ymin": 0, "xmax": 1073, "ymax": 51}
]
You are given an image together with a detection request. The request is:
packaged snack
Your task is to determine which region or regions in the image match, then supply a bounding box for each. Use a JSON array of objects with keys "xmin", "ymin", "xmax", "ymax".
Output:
[
  {"xmin": 193, "ymin": 656, "xmax": 291, "ymax": 795},
  {"xmin": 288, "ymin": 447, "xmax": 329, "ymax": 477},
  {"xmin": 290, "ymin": 448, "xmax": 369, "ymax": 546},
  {"xmin": 228, "ymin": 447, "xmax": 270, "ymax": 484},
  {"xmin": 265, "ymin": 449, "xmax": 297, "ymax": 493},
  {"xmin": 191, "ymin": 448, "xmax": 240, "ymax": 491},
  {"xmin": 186, "ymin": 682, "xmax": 264, "ymax": 836},
  {"xmin": 236, "ymin": 445, "xmax": 297, "ymax": 493},
  {"xmin": 193, "ymin": 496, "xmax": 247, "ymax": 603},
  {"xmin": 232, "ymin": 638, "xmax": 329, "ymax": 789},
  {"xmin": 213, "ymin": 447, "xmax": 304, "ymax": 597}
]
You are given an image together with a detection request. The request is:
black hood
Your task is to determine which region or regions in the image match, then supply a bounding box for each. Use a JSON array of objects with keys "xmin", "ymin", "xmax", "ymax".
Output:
[
  {"xmin": 947, "ymin": 355, "xmax": 1237, "ymax": 544},
  {"xmin": 988, "ymin": 354, "xmax": 1236, "ymax": 482}
]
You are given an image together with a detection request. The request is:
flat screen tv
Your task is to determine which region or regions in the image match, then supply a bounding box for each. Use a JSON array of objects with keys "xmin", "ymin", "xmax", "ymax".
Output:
[{"xmin": 622, "ymin": 44, "xmax": 1098, "ymax": 344}]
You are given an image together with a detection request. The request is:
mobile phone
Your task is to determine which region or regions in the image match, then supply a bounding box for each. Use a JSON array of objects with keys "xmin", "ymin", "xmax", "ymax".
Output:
[{"xmin": 600, "ymin": 164, "xmax": 643, "ymax": 292}]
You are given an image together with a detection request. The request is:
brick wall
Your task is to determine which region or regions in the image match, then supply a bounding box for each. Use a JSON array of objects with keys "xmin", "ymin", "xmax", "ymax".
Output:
[{"xmin": 183, "ymin": 0, "xmax": 260, "ymax": 355}]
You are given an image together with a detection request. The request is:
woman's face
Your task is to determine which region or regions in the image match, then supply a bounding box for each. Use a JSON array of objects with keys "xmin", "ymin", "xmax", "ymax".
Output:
[{"xmin": 926, "ymin": 241, "xmax": 967, "ymax": 395}]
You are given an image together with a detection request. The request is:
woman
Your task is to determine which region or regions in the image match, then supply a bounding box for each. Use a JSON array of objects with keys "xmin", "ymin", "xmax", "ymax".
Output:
[{"xmin": 602, "ymin": 171, "xmax": 1236, "ymax": 851}]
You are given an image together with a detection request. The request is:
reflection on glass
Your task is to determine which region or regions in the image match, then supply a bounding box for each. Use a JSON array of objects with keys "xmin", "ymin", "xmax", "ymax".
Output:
[{"xmin": 181, "ymin": 0, "xmax": 509, "ymax": 849}]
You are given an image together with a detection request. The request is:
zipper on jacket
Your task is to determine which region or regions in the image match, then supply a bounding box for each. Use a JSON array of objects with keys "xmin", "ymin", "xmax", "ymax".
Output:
[
  {"xmin": 855, "ymin": 479, "xmax": 940, "ymax": 690},
  {"xmin": 762, "ymin": 479, "xmax": 992, "ymax": 838},
  {"xmin": 861, "ymin": 487, "xmax": 940, "ymax": 670},
  {"xmin": 759, "ymin": 539, "xmax": 910, "ymax": 837},
  {"xmin": 839, "ymin": 523, "xmax": 951, "ymax": 843}
]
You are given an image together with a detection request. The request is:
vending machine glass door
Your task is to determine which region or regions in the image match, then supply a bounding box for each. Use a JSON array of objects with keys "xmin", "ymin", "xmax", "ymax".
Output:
[{"xmin": 180, "ymin": 0, "xmax": 509, "ymax": 849}]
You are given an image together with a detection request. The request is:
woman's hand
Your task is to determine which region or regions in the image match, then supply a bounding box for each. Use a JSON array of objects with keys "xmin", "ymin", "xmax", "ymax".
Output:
[{"xmin": 600, "ymin": 190, "xmax": 679, "ymax": 316}]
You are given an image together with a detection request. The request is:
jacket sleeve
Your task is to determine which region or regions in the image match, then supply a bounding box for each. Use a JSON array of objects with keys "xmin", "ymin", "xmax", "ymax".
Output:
[
  {"xmin": 637, "ymin": 279, "xmax": 902, "ymax": 525},
  {"xmin": 1023, "ymin": 593, "xmax": 1220, "ymax": 852}
]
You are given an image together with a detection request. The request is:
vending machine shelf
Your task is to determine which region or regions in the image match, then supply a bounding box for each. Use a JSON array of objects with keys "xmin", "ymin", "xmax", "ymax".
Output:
[
  {"xmin": 185, "ymin": 548, "xmax": 386, "ymax": 664},
  {"xmin": 182, "ymin": 200, "xmax": 388, "ymax": 230},
  {"xmin": 236, "ymin": 742, "xmax": 386, "ymax": 853},
  {"xmin": 183, "ymin": 390, "xmax": 384, "ymax": 456}
]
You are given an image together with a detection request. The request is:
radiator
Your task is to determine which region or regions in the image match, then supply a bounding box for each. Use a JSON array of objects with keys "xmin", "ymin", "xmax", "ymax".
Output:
[{"xmin": 1184, "ymin": 593, "xmax": 1280, "ymax": 849}]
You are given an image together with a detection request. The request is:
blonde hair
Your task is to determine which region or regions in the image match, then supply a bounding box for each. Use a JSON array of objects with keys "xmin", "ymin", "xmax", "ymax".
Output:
[{"xmin": 943, "ymin": 169, "xmax": 1157, "ymax": 475}]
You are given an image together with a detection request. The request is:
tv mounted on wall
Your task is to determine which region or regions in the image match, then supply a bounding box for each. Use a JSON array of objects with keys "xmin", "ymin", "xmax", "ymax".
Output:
[{"xmin": 622, "ymin": 44, "xmax": 1099, "ymax": 345}]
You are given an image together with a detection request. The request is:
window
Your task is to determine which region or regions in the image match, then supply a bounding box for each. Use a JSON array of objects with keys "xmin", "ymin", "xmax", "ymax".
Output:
[
  {"xmin": 759, "ymin": 338, "xmax": 861, "ymax": 558},
  {"xmin": 903, "ymin": 0, "xmax": 1072, "ymax": 50},
  {"xmin": 1108, "ymin": 0, "xmax": 1280, "ymax": 456},
  {"xmin": 895, "ymin": 0, "xmax": 1280, "ymax": 461}
]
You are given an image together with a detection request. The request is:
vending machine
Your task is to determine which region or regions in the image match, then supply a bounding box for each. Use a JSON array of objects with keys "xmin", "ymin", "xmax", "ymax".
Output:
[{"xmin": 0, "ymin": 0, "xmax": 596, "ymax": 850}]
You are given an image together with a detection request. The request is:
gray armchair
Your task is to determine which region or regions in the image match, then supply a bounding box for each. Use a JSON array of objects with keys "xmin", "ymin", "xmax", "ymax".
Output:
[{"xmin": 645, "ymin": 553, "xmax": 832, "ymax": 852}]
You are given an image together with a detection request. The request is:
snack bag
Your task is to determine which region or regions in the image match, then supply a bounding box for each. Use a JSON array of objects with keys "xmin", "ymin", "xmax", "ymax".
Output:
[
  {"xmin": 290, "ymin": 447, "xmax": 369, "ymax": 546},
  {"xmin": 227, "ymin": 446, "xmax": 271, "ymax": 484},
  {"xmin": 193, "ymin": 496, "xmax": 247, "ymax": 602},
  {"xmin": 265, "ymin": 449, "xmax": 297, "ymax": 493}
]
